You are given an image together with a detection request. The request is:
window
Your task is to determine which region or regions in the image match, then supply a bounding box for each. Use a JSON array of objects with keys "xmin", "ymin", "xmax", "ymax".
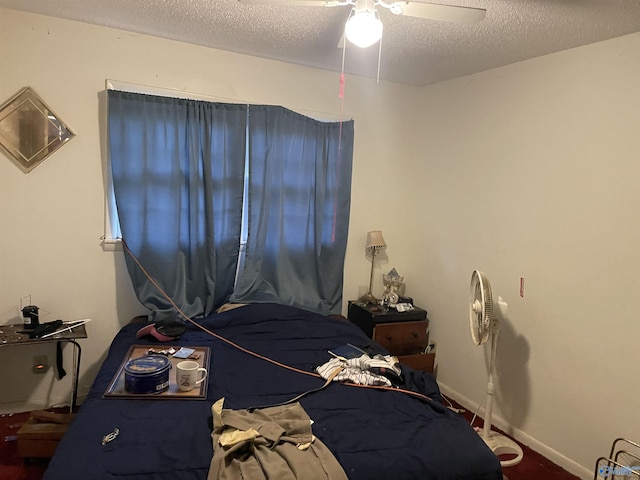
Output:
[{"xmin": 106, "ymin": 86, "xmax": 353, "ymax": 316}]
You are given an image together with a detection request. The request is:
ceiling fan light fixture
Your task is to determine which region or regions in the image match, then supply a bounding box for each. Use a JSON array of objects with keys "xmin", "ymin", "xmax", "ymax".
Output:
[
  {"xmin": 388, "ymin": 3, "xmax": 404, "ymax": 15},
  {"xmin": 345, "ymin": 10, "xmax": 383, "ymax": 48}
]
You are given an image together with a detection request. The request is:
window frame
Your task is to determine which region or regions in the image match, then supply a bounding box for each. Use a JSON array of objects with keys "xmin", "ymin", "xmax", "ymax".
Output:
[{"xmin": 102, "ymin": 79, "xmax": 350, "ymax": 253}]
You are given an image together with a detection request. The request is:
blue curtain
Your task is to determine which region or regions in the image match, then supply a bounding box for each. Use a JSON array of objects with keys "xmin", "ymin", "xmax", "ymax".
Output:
[
  {"xmin": 109, "ymin": 93, "xmax": 354, "ymax": 318},
  {"xmin": 230, "ymin": 106, "xmax": 354, "ymax": 315},
  {"xmin": 108, "ymin": 91, "xmax": 247, "ymax": 320}
]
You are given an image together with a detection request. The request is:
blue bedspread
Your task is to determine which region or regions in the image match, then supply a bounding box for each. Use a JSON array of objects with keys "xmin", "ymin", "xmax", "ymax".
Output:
[{"xmin": 44, "ymin": 303, "xmax": 502, "ymax": 480}]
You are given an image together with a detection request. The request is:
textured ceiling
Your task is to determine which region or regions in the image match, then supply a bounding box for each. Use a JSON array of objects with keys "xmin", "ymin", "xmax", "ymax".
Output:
[{"xmin": 1, "ymin": 0, "xmax": 640, "ymax": 86}]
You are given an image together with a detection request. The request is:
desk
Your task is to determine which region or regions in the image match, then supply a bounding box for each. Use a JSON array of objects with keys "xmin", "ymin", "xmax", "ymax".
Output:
[{"xmin": 0, "ymin": 323, "xmax": 87, "ymax": 410}]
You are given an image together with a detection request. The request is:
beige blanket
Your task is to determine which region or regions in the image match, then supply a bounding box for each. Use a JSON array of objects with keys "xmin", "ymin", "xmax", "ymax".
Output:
[{"xmin": 208, "ymin": 398, "xmax": 347, "ymax": 480}]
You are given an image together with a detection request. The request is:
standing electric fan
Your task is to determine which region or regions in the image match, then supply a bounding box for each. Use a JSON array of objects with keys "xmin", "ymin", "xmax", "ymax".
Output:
[{"xmin": 469, "ymin": 270, "xmax": 524, "ymax": 467}]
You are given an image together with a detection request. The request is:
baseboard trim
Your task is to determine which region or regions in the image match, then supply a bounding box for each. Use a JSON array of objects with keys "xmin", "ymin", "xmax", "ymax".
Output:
[
  {"xmin": 0, "ymin": 392, "xmax": 87, "ymax": 415},
  {"xmin": 438, "ymin": 383, "xmax": 592, "ymax": 480}
]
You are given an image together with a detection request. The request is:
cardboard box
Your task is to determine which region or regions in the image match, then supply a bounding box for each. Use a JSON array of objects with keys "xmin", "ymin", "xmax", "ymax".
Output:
[
  {"xmin": 17, "ymin": 414, "xmax": 72, "ymax": 458},
  {"xmin": 397, "ymin": 352, "xmax": 436, "ymax": 374}
]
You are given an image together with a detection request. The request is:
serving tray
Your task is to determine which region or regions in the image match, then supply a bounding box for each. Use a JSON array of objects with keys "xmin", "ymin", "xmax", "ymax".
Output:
[{"xmin": 104, "ymin": 344, "xmax": 210, "ymax": 400}]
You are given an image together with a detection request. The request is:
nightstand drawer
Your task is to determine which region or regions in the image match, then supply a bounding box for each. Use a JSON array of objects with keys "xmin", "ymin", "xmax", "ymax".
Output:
[
  {"xmin": 373, "ymin": 320, "xmax": 428, "ymax": 356},
  {"xmin": 397, "ymin": 353, "xmax": 435, "ymax": 374}
]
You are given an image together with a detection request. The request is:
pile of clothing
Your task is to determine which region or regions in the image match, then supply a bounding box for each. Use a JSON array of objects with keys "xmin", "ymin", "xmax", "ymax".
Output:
[{"xmin": 315, "ymin": 352, "xmax": 402, "ymax": 387}]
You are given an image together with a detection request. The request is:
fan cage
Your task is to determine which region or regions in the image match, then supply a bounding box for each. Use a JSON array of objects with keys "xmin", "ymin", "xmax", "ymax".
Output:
[{"xmin": 470, "ymin": 270, "xmax": 493, "ymax": 345}]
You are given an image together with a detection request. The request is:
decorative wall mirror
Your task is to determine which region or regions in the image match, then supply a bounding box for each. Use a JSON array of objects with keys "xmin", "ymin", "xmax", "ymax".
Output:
[{"xmin": 0, "ymin": 87, "xmax": 75, "ymax": 173}]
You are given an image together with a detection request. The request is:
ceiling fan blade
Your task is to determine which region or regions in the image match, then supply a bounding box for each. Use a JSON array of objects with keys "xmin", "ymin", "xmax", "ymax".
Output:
[
  {"xmin": 239, "ymin": 0, "xmax": 346, "ymax": 6},
  {"xmin": 390, "ymin": 1, "xmax": 486, "ymax": 24}
]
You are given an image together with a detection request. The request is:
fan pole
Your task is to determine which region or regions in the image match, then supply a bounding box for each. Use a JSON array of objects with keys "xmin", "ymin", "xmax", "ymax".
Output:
[
  {"xmin": 478, "ymin": 298, "xmax": 524, "ymax": 468},
  {"xmin": 483, "ymin": 326, "xmax": 498, "ymax": 441}
]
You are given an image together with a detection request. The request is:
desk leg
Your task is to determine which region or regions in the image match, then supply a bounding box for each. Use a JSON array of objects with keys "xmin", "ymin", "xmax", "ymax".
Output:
[{"xmin": 57, "ymin": 339, "xmax": 81, "ymax": 412}]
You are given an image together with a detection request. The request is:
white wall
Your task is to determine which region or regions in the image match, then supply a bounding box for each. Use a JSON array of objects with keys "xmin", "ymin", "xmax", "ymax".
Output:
[
  {"xmin": 1, "ymin": 6, "xmax": 638, "ymax": 478},
  {"xmin": 0, "ymin": 8, "xmax": 419, "ymax": 409},
  {"xmin": 406, "ymin": 34, "xmax": 640, "ymax": 478}
]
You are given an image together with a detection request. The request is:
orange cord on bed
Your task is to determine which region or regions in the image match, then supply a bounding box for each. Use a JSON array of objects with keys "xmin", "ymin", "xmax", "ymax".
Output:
[{"xmin": 119, "ymin": 238, "xmax": 436, "ymax": 405}]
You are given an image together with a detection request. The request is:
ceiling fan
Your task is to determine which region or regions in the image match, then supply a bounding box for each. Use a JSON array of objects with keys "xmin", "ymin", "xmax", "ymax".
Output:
[{"xmin": 239, "ymin": 0, "xmax": 487, "ymax": 48}]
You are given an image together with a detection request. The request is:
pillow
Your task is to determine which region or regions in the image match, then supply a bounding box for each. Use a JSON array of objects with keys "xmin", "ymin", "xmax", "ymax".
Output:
[
  {"xmin": 136, "ymin": 319, "xmax": 186, "ymax": 342},
  {"xmin": 216, "ymin": 303, "xmax": 248, "ymax": 313}
]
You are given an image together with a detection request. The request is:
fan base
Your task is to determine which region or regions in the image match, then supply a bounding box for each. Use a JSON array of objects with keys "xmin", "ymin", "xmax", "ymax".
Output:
[{"xmin": 479, "ymin": 431, "xmax": 524, "ymax": 468}]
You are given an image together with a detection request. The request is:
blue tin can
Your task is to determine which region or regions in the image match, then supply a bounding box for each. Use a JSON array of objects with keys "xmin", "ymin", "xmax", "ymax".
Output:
[{"xmin": 124, "ymin": 355, "xmax": 171, "ymax": 394}]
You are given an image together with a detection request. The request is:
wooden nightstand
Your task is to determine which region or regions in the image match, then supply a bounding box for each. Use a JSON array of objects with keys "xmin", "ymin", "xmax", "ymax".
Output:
[{"xmin": 347, "ymin": 302, "xmax": 435, "ymax": 374}]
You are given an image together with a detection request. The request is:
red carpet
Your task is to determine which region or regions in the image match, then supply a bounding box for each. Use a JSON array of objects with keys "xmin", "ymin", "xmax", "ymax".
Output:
[
  {"xmin": 498, "ymin": 438, "xmax": 581, "ymax": 480},
  {"xmin": 1, "ymin": 405, "xmax": 581, "ymax": 480},
  {"xmin": 445, "ymin": 396, "xmax": 582, "ymax": 480},
  {"xmin": 0, "ymin": 412, "xmax": 49, "ymax": 480}
]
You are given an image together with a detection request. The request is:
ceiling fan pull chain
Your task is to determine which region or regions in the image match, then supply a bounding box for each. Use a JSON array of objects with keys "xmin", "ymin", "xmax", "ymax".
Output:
[{"xmin": 339, "ymin": 21, "xmax": 347, "ymax": 100}]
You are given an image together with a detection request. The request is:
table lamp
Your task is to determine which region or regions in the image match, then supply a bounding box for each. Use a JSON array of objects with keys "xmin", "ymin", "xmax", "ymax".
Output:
[{"xmin": 359, "ymin": 230, "xmax": 387, "ymax": 304}]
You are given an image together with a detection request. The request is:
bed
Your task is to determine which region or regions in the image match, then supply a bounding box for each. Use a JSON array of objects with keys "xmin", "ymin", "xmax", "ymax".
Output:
[{"xmin": 43, "ymin": 302, "xmax": 502, "ymax": 480}]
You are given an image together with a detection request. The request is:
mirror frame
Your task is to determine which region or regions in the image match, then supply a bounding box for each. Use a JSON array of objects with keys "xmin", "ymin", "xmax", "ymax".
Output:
[{"xmin": 0, "ymin": 87, "xmax": 75, "ymax": 173}]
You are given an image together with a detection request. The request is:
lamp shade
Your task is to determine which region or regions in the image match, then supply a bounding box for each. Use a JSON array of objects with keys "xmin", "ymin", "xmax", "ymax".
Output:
[
  {"xmin": 345, "ymin": 10, "xmax": 383, "ymax": 48},
  {"xmin": 365, "ymin": 230, "xmax": 386, "ymax": 252}
]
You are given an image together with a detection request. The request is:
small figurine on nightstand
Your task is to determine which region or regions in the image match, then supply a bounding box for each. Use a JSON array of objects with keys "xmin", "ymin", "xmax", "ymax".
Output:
[{"xmin": 382, "ymin": 268, "xmax": 405, "ymax": 307}]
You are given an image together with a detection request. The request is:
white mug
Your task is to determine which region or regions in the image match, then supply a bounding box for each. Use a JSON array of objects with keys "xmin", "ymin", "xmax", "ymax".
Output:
[{"xmin": 176, "ymin": 360, "xmax": 207, "ymax": 392}]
